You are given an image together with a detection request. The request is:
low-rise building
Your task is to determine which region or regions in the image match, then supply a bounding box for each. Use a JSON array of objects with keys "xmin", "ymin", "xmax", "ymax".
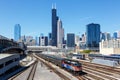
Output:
[
  {"xmin": 100, "ymin": 39, "xmax": 120, "ymax": 55},
  {"xmin": 19, "ymin": 36, "xmax": 36, "ymax": 46}
]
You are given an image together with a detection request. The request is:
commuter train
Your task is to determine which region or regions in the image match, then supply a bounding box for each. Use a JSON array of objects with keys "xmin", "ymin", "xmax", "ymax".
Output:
[{"xmin": 37, "ymin": 53, "xmax": 82, "ymax": 73}]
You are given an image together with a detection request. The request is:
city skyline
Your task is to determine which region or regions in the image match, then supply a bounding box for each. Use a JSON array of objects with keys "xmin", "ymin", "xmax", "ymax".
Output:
[{"xmin": 0, "ymin": 0, "xmax": 120, "ymax": 38}]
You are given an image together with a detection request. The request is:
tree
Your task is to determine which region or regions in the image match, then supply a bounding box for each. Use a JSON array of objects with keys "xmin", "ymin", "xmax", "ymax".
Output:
[{"xmin": 80, "ymin": 50, "xmax": 91, "ymax": 54}]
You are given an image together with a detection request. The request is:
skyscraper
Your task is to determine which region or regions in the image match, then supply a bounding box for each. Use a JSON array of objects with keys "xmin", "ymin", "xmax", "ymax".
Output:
[
  {"xmin": 14, "ymin": 24, "xmax": 21, "ymax": 41},
  {"xmin": 113, "ymin": 32, "xmax": 117, "ymax": 39},
  {"xmin": 48, "ymin": 33, "xmax": 52, "ymax": 45},
  {"xmin": 101, "ymin": 33, "xmax": 106, "ymax": 41},
  {"xmin": 101, "ymin": 32, "xmax": 111, "ymax": 41},
  {"xmin": 39, "ymin": 36, "xmax": 48, "ymax": 46},
  {"xmin": 75, "ymin": 35, "xmax": 80, "ymax": 47},
  {"xmin": 81, "ymin": 33, "xmax": 86, "ymax": 42},
  {"xmin": 67, "ymin": 33, "xmax": 75, "ymax": 48},
  {"xmin": 35, "ymin": 36, "xmax": 38, "ymax": 46},
  {"xmin": 45, "ymin": 36, "xmax": 48, "ymax": 46},
  {"xmin": 117, "ymin": 31, "xmax": 120, "ymax": 38},
  {"xmin": 52, "ymin": 4, "xmax": 57, "ymax": 46},
  {"xmin": 86, "ymin": 23, "xmax": 100, "ymax": 48},
  {"xmin": 51, "ymin": 4, "xmax": 64, "ymax": 47},
  {"xmin": 105, "ymin": 32, "xmax": 111, "ymax": 40},
  {"xmin": 57, "ymin": 19, "xmax": 64, "ymax": 48},
  {"xmin": 39, "ymin": 35, "xmax": 44, "ymax": 46},
  {"xmin": 49, "ymin": 33, "xmax": 52, "ymax": 39}
]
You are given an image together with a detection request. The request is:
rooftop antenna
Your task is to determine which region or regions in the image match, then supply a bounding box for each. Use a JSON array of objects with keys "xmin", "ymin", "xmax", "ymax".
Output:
[
  {"xmin": 55, "ymin": 3, "xmax": 56, "ymax": 9},
  {"xmin": 52, "ymin": 3, "xmax": 56, "ymax": 9},
  {"xmin": 52, "ymin": 3, "xmax": 54, "ymax": 9}
]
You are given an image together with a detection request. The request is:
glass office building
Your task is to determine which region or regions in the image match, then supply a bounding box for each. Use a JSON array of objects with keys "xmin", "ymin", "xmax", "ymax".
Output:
[
  {"xmin": 86, "ymin": 23, "xmax": 100, "ymax": 48},
  {"xmin": 113, "ymin": 32, "xmax": 117, "ymax": 39},
  {"xmin": 14, "ymin": 24, "xmax": 21, "ymax": 41}
]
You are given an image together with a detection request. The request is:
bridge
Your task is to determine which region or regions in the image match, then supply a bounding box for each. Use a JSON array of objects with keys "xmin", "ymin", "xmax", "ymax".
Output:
[
  {"xmin": 27, "ymin": 46, "xmax": 66, "ymax": 53},
  {"xmin": 1, "ymin": 46, "xmax": 25, "ymax": 54},
  {"xmin": 27, "ymin": 46, "xmax": 71, "ymax": 53},
  {"xmin": 27, "ymin": 46, "xmax": 55, "ymax": 53}
]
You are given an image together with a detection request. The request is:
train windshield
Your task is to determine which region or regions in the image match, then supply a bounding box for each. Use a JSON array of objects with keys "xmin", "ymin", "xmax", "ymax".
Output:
[{"xmin": 71, "ymin": 61, "xmax": 81, "ymax": 66}]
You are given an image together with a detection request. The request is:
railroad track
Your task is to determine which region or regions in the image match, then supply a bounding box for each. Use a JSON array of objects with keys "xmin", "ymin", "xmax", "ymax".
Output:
[
  {"xmin": 9, "ymin": 61, "xmax": 38, "ymax": 80},
  {"xmin": 76, "ymin": 74, "xmax": 101, "ymax": 80},
  {"xmin": 83, "ymin": 63, "xmax": 120, "ymax": 75},
  {"xmin": 34, "ymin": 54, "xmax": 72, "ymax": 80},
  {"xmin": 73, "ymin": 60, "xmax": 120, "ymax": 80},
  {"xmin": 78, "ymin": 60, "xmax": 120, "ymax": 80},
  {"xmin": 80, "ymin": 60, "xmax": 120, "ymax": 73},
  {"xmin": 82, "ymin": 75, "xmax": 96, "ymax": 80},
  {"xmin": 33, "ymin": 54, "xmax": 120, "ymax": 80},
  {"xmin": 35, "ymin": 54, "xmax": 106, "ymax": 80},
  {"xmin": 27, "ymin": 61, "xmax": 38, "ymax": 80},
  {"xmin": 76, "ymin": 67, "xmax": 118, "ymax": 80},
  {"xmin": 83, "ymin": 68, "xmax": 116, "ymax": 80},
  {"xmin": 76, "ymin": 75, "xmax": 94, "ymax": 80},
  {"xmin": 82, "ymin": 63, "xmax": 120, "ymax": 78},
  {"xmin": 83, "ymin": 65, "xmax": 120, "ymax": 79}
]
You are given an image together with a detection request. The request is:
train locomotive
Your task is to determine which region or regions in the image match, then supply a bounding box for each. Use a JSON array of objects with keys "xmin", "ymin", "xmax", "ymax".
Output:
[{"xmin": 37, "ymin": 53, "xmax": 82, "ymax": 73}]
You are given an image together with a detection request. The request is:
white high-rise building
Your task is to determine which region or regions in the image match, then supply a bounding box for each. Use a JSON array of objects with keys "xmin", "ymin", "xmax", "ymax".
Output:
[
  {"xmin": 57, "ymin": 19, "xmax": 64, "ymax": 48},
  {"xmin": 75, "ymin": 35, "xmax": 80, "ymax": 47},
  {"xmin": 117, "ymin": 31, "xmax": 120, "ymax": 38},
  {"xmin": 39, "ymin": 36, "xmax": 48, "ymax": 46},
  {"xmin": 39, "ymin": 36, "xmax": 45, "ymax": 46},
  {"xmin": 81, "ymin": 33, "xmax": 86, "ymax": 42}
]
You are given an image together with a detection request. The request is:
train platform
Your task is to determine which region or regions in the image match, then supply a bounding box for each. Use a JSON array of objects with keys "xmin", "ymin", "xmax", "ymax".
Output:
[
  {"xmin": 0, "ymin": 53, "xmax": 20, "ymax": 73},
  {"xmin": 0, "ymin": 54, "xmax": 12, "ymax": 59},
  {"xmin": 0, "ymin": 53, "xmax": 19, "ymax": 60},
  {"xmin": 0, "ymin": 53, "xmax": 20, "ymax": 80},
  {"xmin": 20, "ymin": 55, "xmax": 36, "ymax": 67}
]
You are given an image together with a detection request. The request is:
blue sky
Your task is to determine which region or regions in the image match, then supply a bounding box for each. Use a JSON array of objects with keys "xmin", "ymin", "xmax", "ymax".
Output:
[{"xmin": 0, "ymin": 0, "xmax": 120, "ymax": 39}]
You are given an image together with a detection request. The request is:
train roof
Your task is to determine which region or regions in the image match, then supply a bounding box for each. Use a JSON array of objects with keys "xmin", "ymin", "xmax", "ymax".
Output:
[
  {"xmin": 0, "ymin": 53, "xmax": 20, "ymax": 64},
  {"xmin": 41, "ymin": 53, "xmax": 81, "ymax": 63},
  {"xmin": 50, "ymin": 56, "xmax": 63, "ymax": 60},
  {"xmin": 63, "ymin": 58, "xmax": 80, "ymax": 62},
  {"xmin": 43, "ymin": 54, "xmax": 64, "ymax": 60},
  {"xmin": 0, "ymin": 53, "xmax": 14, "ymax": 59},
  {"xmin": 72, "ymin": 54, "xmax": 83, "ymax": 56}
]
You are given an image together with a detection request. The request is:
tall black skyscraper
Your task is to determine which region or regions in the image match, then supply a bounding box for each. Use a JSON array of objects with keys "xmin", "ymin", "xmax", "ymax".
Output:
[
  {"xmin": 67, "ymin": 33, "xmax": 75, "ymax": 47},
  {"xmin": 45, "ymin": 36, "xmax": 48, "ymax": 46},
  {"xmin": 52, "ymin": 4, "xmax": 57, "ymax": 46}
]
